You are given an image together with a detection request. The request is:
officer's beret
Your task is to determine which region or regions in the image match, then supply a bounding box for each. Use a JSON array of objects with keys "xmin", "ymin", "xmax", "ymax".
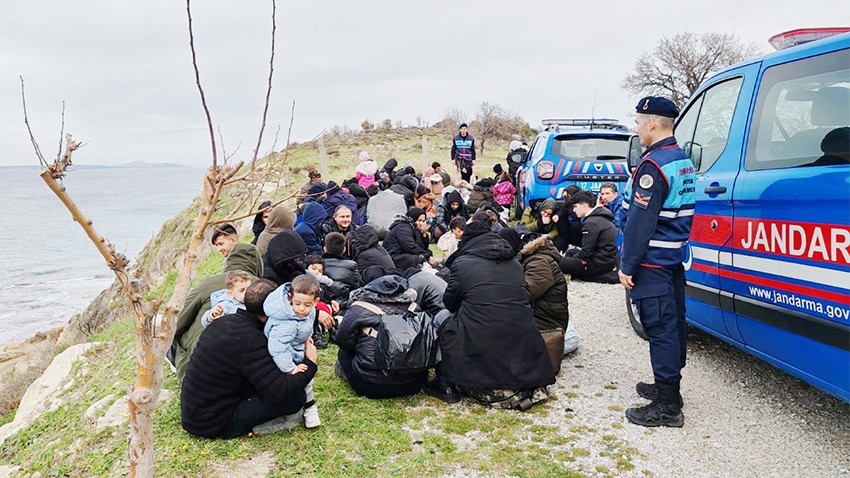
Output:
[{"xmin": 636, "ymin": 96, "xmax": 679, "ymax": 118}]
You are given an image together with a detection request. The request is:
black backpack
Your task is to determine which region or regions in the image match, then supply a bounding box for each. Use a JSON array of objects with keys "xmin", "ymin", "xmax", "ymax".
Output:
[{"xmin": 351, "ymin": 301, "xmax": 440, "ymax": 374}]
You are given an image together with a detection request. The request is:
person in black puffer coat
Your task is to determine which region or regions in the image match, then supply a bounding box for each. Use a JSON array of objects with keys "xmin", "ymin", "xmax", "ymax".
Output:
[
  {"xmin": 263, "ymin": 230, "xmax": 308, "ymax": 286},
  {"xmin": 382, "ymin": 207, "xmax": 434, "ymax": 271},
  {"xmin": 320, "ymin": 232, "xmax": 360, "ymax": 312},
  {"xmin": 181, "ymin": 280, "xmax": 316, "ymax": 438},
  {"xmin": 334, "ymin": 274, "xmax": 425, "ymax": 398},
  {"xmin": 349, "ymin": 225, "xmax": 395, "ymax": 275},
  {"xmin": 559, "ymin": 191, "xmax": 619, "ymax": 283},
  {"xmin": 432, "ymin": 190, "xmax": 469, "ymax": 240},
  {"xmin": 427, "ymin": 221, "xmax": 555, "ymax": 404}
]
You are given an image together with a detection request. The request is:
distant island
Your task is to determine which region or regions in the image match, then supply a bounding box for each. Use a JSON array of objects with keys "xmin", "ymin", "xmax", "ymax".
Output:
[{"xmin": 0, "ymin": 161, "xmax": 193, "ymax": 170}]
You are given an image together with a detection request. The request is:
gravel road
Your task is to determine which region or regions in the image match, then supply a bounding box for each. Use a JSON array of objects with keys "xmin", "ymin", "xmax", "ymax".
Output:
[{"xmin": 551, "ymin": 280, "xmax": 850, "ymax": 478}]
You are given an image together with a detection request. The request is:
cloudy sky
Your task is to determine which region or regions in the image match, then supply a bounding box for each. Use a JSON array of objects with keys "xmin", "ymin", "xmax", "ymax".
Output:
[{"xmin": 1, "ymin": 0, "xmax": 846, "ymax": 167}]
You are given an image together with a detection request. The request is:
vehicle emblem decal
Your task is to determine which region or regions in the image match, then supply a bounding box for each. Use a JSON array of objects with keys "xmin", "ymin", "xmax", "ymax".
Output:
[{"xmin": 594, "ymin": 163, "xmax": 603, "ymax": 172}]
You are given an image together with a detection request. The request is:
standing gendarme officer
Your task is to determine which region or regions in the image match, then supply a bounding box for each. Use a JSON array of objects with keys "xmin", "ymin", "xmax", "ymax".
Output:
[{"xmin": 618, "ymin": 96, "xmax": 696, "ymax": 427}]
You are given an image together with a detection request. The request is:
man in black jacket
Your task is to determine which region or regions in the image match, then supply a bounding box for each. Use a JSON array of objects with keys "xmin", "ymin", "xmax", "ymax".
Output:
[
  {"xmin": 181, "ymin": 280, "xmax": 318, "ymax": 438},
  {"xmin": 558, "ymin": 191, "xmax": 619, "ymax": 283}
]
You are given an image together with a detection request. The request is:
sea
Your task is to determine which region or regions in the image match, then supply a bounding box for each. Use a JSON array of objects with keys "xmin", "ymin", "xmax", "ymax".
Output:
[{"xmin": 0, "ymin": 166, "xmax": 204, "ymax": 346}]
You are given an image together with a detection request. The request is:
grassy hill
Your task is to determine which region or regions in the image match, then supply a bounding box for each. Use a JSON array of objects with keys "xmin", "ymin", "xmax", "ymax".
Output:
[{"xmin": 0, "ymin": 127, "xmax": 642, "ymax": 477}]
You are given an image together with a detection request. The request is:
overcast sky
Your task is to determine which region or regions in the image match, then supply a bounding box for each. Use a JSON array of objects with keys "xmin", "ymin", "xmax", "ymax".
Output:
[{"xmin": 1, "ymin": 1, "xmax": 846, "ymax": 167}]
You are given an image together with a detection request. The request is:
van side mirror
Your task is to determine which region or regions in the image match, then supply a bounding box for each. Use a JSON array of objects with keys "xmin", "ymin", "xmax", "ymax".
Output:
[
  {"xmin": 684, "ymin": 141, "xmax": 703, "ymax": 171},
  {"xmin": 627, "ymin": 136, "xmax": 643, "ymax": 172}
]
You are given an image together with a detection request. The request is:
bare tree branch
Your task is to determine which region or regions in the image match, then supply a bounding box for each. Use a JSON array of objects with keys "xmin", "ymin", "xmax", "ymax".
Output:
[
  {"xmin": 186, "ymin": 0, "xmax": 218, "ymax": 170},
  {"xmin": 20, "ymin": 78, "xmax": 49, "ymax": 169}
]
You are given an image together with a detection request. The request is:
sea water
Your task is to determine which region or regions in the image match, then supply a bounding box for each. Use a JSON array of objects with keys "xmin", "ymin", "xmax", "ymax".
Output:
[{"xmin": 0, "ymin": 166, "xmax": 203, "ymax": 346}]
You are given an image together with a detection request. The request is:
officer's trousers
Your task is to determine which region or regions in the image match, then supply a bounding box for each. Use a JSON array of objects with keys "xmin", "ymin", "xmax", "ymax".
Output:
[{"xmin": 631, "ymin": 265, "xmax": 687, "ymax": 384}]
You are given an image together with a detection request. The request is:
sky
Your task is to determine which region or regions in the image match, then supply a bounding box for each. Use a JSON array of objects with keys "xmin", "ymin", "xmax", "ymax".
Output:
[{"xmin": 1, "ymin": 0, "xmax": 847, "ymax": 167}]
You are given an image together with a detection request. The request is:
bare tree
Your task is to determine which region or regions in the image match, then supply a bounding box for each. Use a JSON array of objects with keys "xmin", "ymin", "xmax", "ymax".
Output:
[
  {"xmin": 470, "ymin": 102, "xmax": 526, "ymax": 156},
  {"xmin": 621, "ymin": 32, "xmax": 762, "ymax": 108},
  {"xmin": 22, "ymin": 1, "xmax": 290, "ymax": 476},
  {"xmin": 436, "ymin": 106, "xmax": 467, "ymax": 136}
]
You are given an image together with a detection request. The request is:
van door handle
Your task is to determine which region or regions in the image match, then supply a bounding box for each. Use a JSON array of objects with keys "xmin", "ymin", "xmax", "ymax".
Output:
[{"xmin": 704, "ymin": 185, "xmax": 727, "ymax": 194}]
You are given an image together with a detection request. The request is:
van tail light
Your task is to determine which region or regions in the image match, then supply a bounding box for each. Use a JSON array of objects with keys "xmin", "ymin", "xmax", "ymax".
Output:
[{"xmin": 537, "ymin": 160, "xmax": 555, "ymax": 180}]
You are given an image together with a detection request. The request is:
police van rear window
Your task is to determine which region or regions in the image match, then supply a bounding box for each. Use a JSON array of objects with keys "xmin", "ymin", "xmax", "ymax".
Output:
[
  {"xmin": 551, "ymin": 135, "xmax": 630, "ymax": 162},
  {"xmin": 746, "ymin": 49, "xmax": 850, "ymax": 170}
]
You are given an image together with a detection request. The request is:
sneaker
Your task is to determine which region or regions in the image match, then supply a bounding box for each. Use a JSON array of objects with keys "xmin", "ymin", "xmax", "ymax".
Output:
[
  {"xmin": 252, "ymin": 410, "xmax": 303, "ymax": 435},
  {"xmin": 313, "ymin": 333, "xmax": 328, "ymax": 350},
  {"xmin": 625, "ymin": 401, "xmax": 684, "ymax": 428},
  {"xmin": 636, "ymin": 382, "xmax": 684, "ymax": 408},
  {"xmin": 303, "ymin": 405, "xmax": 321, "ymax": 428},
  {"xmin": 425, "ymin": 378, "xmax": 462, "ymax": 404}
]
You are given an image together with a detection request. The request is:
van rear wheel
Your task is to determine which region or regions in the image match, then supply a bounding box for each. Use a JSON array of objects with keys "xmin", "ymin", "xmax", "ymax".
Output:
[{"xmin": 625, "ymin": 289, "xmax": 649, "ymax": 341}]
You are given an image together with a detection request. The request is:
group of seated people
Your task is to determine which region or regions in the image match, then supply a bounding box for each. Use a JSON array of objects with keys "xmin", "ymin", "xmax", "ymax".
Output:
[{"xmin": 172, "ymin": 151, "xmax": 623, "ymax": 439}]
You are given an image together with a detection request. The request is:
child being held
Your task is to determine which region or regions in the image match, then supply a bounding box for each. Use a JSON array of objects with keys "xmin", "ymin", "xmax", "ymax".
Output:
[
  {"xmin": 354, "ymin": 150, "xmax": 378, "ymax": 189},
  {"xmin": 437, "ymin": 216, "xmax": 466, "ymax": 257},
  {"xmin": 200, "ymin": 270, "xmax": 251, "ymax": 328},
  {"xmin": 492, "ymin": 171, "xmax": 517, "ymax": 209},
  {"xmin": 263, "ymin": 275, "xmax": 322, "ymax": 428}
]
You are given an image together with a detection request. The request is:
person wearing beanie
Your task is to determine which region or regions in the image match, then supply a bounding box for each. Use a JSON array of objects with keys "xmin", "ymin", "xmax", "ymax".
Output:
[
  {"xmin": 451, "ymin": 123, "xmax": 476, "ymax": 183},
  {"xmin": 322, "ymin": 181, "xmax": 358, "ymax": 220},
  {"xmin": 382, "ymin": 207, "xmax": 435, "ymax": 270},
  {"xmin": 414, "ymin": 184, "xmax": 437, "ymax": 228},
  {"xmin": 263, "ymin": 230, "xmax": 309, "ymax": 286},
  {"xmin": 355, "ymin": 151, "xmax": 378, "ymax": 189}
]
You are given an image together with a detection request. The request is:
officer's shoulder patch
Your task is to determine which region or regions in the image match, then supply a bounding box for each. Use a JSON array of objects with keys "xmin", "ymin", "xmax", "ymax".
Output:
[{"xmin": 639, "ymin": 174, "xmax": 654, "ymax": 189}]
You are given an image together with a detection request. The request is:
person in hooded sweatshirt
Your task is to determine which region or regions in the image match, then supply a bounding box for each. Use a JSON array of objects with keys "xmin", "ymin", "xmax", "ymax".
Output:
[
  {"xmin": 334, "ymin": 272, "xmax": 425, "ymax": 399},
  {"xmin": 349, "ymin": 225, "xmax": 396, "ymax": 275},
  {"xmin": 354, "ymin": 151, "xmax": 378, "ymax": 189},
  {"xmin": 251, "ymin": 200, "xmax": 272, "ymax": 245},
  {"xmin": 520, "ymin": 198, "xmax": 559, "ymax": 240},
  {"xmin": 263, "ymin": 230, "xmax": 309, "ymax": 286},
  {"xmin": 426, "ymin": 221, "xmax": 555, "ymax": 408},
  {"xmin": 173, "ymin": 242, "xmax": 264, "ymax": 381},
  {"xmin": 295, "ymin": 202, "xmax": 328, "ymax": 256},
  {"xmin": 559, "ymin": 190, "xmax": 619, "ymax": 283},
  {"xmin": 382, "ymin": 207, "xmax": 435, "ymax": 271},
  {"xmin": 255, "ymin": 205, "xmax": 297, "ymax": 257},
  {"xmin": 432, "ymin": 189, "xmax": 469, "ymax": 240}
]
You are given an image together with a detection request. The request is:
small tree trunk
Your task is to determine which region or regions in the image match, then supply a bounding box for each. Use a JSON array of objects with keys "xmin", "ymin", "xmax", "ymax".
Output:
[
  {"xmin": 421, "ymin": 136, "xmax": 428, "ymax": 174},
  {"xmin": 318, "ymin": 135, "xmax": 329, "ymax": 179}
]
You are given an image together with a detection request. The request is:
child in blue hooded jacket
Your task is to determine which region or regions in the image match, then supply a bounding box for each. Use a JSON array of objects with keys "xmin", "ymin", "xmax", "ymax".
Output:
[{"xmin": 263, "ymin": 274, "xmax": 322, "ymax": 428}]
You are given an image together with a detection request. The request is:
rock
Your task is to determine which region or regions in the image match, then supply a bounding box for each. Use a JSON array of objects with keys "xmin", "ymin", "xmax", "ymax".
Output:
[
  {"xmin": 95, "ymin": 389, "xmax": 175, "ymax": 433},
  {"xmin": 84, "ymin": 394, "xmax": 116, "ymax": 422},
  {"xmin": 0, "ymin": 343, "xmax": 95, "ymax": 446},
  {"xmin": 0, "ymin": 465, "xmax": 20, "ymax": 478}
]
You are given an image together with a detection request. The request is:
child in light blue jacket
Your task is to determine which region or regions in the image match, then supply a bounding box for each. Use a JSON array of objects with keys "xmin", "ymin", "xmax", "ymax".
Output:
[
  {"xmin": 263, "ymin": 275, "xmax": 322, "ymax": 428},
  {"xmin": 200, "ymin": 270, "xmax": 251, "ymax": 328}
]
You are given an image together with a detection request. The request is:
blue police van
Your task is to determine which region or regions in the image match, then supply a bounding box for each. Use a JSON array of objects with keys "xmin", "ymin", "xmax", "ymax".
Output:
[
  {"xmin": 625, "ymin": 29, "xmax": 850, "ymax": 403},
  {"xmin": 514, "ymin": 119, "xmax": 639, "ymax": 216}
]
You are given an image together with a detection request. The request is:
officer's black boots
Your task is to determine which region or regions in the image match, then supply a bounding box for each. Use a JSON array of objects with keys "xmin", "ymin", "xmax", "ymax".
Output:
[
  {"xmin": 626, "ymin": 382, "xmax": 684, "ymax": 428},
  {"xmin": 636, "ymin": 382, "xmax": 684, "ymax": 408}
]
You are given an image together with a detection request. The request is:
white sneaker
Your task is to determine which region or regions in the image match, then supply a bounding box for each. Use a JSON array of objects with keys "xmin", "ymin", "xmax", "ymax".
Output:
[{"xmin": 303, "ymin": 405, "xmax": 321, "ymax": 429}]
